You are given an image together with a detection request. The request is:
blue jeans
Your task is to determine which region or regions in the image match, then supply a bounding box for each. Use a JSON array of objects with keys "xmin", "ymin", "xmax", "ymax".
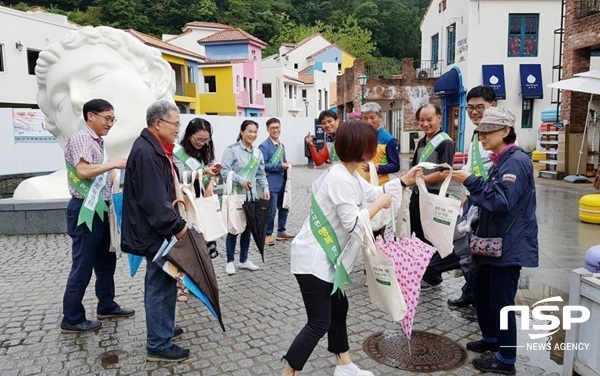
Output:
[
  {"xmin": 62, "ymin": 198, "xmax": 117, "ymax": 325},
  {"xmin": 267, "ymin": 188, "xmax": 289, "ymax": 236},
  {"xmin": 226, "ymin": 226, "xmax": 251, "ymax": 263},
  {"xmin": 144, "ymin": 254, "xmax": 177, "ymax": 351},
  {"xmin": 473, "ymin": 264, "xmax": 521, "ymax": 361}
]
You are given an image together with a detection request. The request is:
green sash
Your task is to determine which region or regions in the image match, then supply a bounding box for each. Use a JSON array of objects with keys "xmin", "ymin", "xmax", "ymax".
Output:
[
  {"xmin": 236, "ymin": 147, "xmax": 261, "ymax": 193},
  {"xmin": 468, "ymin": 134, "xmax": 489, "ymax": 180},
  {"xmin": 268, "ymin": 144, "xmax": 284, "ymax": 164},
  {"xmin": 327, "ymin": 142, "xmax": 339, "ymax": 163},
  {"xmin": 419, "ymin": 132, "xmax": 452, "ymax": 163},
  {"xmin": 173, "ymin": 143, "xmax": 204, "ymax": 172},
  {"xmin": 310, "ymin": 194, "xmax": 351, "ymax": 295},
  {"xmin": 66, "ymin": 151, "xmax": 109, "ymax": 231}
]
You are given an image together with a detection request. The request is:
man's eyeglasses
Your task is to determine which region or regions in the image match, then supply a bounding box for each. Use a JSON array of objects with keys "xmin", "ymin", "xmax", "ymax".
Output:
[
  {"xmin": 159, "ymin": 118, "xmax": 181, "ymax": 128},
  {"xmin": 192, "ymin": 135, "xmax": 211, "ymax": 143},
  {"xmin": 467, "ymin": 104, "xmax": 487, "ymax": 112},
  {"xmin": 92, "ymin": 112, "xmax": 117, "ymax": 124}
]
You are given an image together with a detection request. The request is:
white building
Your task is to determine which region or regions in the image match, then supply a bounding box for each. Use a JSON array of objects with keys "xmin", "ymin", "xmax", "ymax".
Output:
[
  {"xmin": 419, "ymin": 0, "xmax": 562, "ymax": 151},
  {"xmin": 0, "ymin": 6, "xmax": 78, "ymax": 107},
  {"xmin": 262, "ymin": 34, "xmax": 355, "ymax": 118},
  {"xmin": 162, "ymin": 21, "xmax": 233, "ymax": 57}
]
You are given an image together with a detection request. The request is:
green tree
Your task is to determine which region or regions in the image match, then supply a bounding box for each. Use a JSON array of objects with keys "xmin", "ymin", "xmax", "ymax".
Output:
[
  {"xmin": 67, "ymin": 5, "xmax": 103, "ymax": 26},
  {"xmin": 320, "ymin": 18, "xmax": 376, "ymax": 59},
  {"xmin": 99, "ymin": 0, "xmax": 148, "ymax": 30}
]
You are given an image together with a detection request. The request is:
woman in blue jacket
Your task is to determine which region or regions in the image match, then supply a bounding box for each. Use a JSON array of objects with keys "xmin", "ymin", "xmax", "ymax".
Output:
[{"xmin": 450, "ymin": 107, "xmax": 538, "ymax": 375}]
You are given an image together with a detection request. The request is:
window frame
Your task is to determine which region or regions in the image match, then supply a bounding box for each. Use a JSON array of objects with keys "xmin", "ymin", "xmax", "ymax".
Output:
[
  {"xmin": 431, "ymin": 33, "xmax": 439, "ymax": 69},
  {"xmin": 204, "ymin": 76, "xmax": 217, "ymax": 93},
  {"xmin": 508, "ymin": 14, "xmax": 539, "ymax": 57},
  {"xmin": 27, "ymin": 49, "xmax": 40, "ymax": 76},
  {"xmin": 521, "ymin": 99, "xmax": 534, "ymax": 128},
  {"xmin": 446, "ymin": 24, "xmax": 456, "ymax": 65},
  {"xmin": 0, "ymin": 44, "xmax": 5, "ymax": 72},
  {"xmin": 263, "ymin": 83, "xmax": 272, "ymax": 98}
]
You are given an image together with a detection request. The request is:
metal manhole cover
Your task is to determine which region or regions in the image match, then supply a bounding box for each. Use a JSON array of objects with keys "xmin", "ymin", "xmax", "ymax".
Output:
[{"xmin": 363, "ymin": 330, "xmax": 468, "ymax": 372}]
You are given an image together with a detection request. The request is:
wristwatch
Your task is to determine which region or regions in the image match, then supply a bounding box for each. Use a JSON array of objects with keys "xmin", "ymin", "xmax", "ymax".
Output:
[{"xmin": 400, "ymin": 178, "xmax": 408, "ymax": 188}]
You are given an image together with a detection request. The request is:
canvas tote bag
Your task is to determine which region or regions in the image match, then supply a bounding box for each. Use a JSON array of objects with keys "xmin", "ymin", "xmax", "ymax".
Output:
[
  {"xmin": 282, "ymin": 166, "xmax": 292, "ymax": 209},
  {"xmin": 368, "ymin": 163, "xmax": 391, "ymax": 231},
  {"xmin": 221, "ymin": 171, "xmax": 247, "ymax": 235},
  {"xmin": 195, "ymin": 174, "xmax": 228, "ymax": 241},
  {"xmin": 360, "ymin": 210, "xmax": 407, "ymax": 322},
  {"xmin": 109, "ymin": 170, "xmax": 122, "ymax": 253},
  {"xmin": 415, "ymin": 162, "xmax": 461, "ymax": 258}
]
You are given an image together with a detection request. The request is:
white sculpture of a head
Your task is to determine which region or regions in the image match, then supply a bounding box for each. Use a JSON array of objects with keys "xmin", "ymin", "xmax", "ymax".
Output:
[
  {"xmin": 35, "ymin": 26, "xmax": 176, "ymax": 159},
  {"xmin": 13, "ymin": 26, "xmax": 175, "ymax": 200}
]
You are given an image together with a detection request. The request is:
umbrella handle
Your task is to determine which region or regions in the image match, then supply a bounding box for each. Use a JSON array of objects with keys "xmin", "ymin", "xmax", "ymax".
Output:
[{"xmin": 172, "ymin": 199, "xmax": 188, "ymax": 211}]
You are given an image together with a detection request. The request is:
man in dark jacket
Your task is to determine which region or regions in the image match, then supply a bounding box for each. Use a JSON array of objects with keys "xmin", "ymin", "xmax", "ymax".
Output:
[{"xmin": 121, "ymin": 100, "xmax": 188, "ymax": 362}]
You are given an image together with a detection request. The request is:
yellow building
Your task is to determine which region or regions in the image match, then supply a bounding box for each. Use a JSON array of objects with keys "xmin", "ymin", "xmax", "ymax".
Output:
[{"xmin": 126, "ymin": 29, "xmax": 206, "ymax": 114}]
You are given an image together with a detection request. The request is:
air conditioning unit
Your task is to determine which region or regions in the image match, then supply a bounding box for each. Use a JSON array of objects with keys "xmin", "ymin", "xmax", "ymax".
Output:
[{"xmin": 417, "ymin": 70, "xmax": 429, "ymax": 78}]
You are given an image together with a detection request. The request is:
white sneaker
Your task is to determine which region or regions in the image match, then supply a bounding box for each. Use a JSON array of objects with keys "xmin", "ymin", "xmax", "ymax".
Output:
[
  {"xmin": 238, "ymin": 260, "xmax": 260, "ymax": 271},
  {"xmin": 333, "ymin": 364, "xmax": 374, "ymax": 376},
  {"xmin": 225, "ymin": 262, "xmax": 235, "ymax": 275}
]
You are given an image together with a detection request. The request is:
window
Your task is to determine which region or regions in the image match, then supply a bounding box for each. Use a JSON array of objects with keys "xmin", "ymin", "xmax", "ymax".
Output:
[
  {"xmin": 508, "ymin": 14, "xmax": 539, "ymax": 57},
  {"xmin": 263, "ymin": 83, "xmax": 272, "ymax": 98},
  {"xmin": 294, "ymin": 63, "xmax": 298, "ymax": 69},
  {"xmin": 0, "ymin": 44, "xmax": 4, "ymax": 72},
  {"xmin": 522, "ymin": 99, "xmax": 534, "ymax": 128},
  {"xmin": 187, "ymin": 66, "xmax": 195, "ymax": 83},
  {"xmin": 27, "ymin": 49, "xmax": 40, "ymax": 75},
  {"xmin": 169, "ymin": 62, "xmax": 184, "ymax": 95},
  {"xmin": 302, "ymin": 89, "xmax": 307, "ymax": 99},
  {"xmin": 288, "ymin": 85, "xmax": 293, "ymax": 99},
  {"xmin": 236, "ymin": 75, "xmax": 240, "ymax": 92},
  {"xmin": 249, "ymin": 78, "xmax": 254, "ymax": 104},
  {"xmin": 431, "ymin": 33, "xmax": 439, "ymax": 69},
  {"xmin": 204, "ymin": 76, "xmax": 216, "ymax": 93},
  {"xmin": 338, "ymin": 63, "xmax": 342, "ymax": 73},
  {"xmin": 446, "ymin": 24, "xmax": 456, "ymax": 65}
]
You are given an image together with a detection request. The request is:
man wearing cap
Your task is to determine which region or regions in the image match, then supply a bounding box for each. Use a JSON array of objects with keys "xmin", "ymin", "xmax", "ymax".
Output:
[
  {"xmin": 450, "ymin": 107, "xmax": 538, "ymax": 375},
  {"xmin": 447, "ymin": 86, "xmax": 497, "ymax": 316}
]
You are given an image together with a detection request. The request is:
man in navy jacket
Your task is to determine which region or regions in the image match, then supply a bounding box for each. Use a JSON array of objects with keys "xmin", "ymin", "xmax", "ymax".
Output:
[{"xmin": 259, "ymin": 118, "xmax": 295, "ymax": 245}]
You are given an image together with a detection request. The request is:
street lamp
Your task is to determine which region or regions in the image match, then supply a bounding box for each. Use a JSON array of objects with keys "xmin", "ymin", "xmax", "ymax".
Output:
[
  {"xmin": 358, "ymin": 73, "xmax": 367, "ymax": 105},
  {"xmin": 304, "ymin": 100, "xmax": 309, "ymax": 117}
]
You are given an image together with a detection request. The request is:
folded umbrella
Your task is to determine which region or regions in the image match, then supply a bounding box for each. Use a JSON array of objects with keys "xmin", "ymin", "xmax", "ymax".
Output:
[
  {"xmin": 242, "ymin": 192, "xmax": 270, "ymax": 262},
  {"xmin": 164, "ymin": 229, "xmax": 225, "ymax": 332}
]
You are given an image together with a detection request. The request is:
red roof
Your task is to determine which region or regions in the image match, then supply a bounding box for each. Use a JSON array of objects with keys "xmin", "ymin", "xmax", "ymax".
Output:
[
  {"xmin": 164, "ymin": 29, "xmax": 192, "ymax": 42},
  {"xmin": 200, "ymin": 59, "xmax": 249, "ymax": 65},
  {"xmin": 283, "ymin": 75, "xmax": 304, "ymax": 84},
  {"xmin": 305, "ymin": 44, "xmax": 336, "ymax": 60},
  {"xmin": 183, "ymin": 21, "xmax": 234, "ymax": 30},
  {"xmin": 197, "ymin": 28, "xmax": 267, "ymax": 47},
  {"xmin": 125, "ymin": 29, "xmax": 206, "ymax": 60}
]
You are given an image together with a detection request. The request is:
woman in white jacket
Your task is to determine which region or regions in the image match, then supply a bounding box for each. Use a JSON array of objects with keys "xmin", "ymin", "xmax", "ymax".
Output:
[{"xmin": 281, "ymin": 120, "xmax": 419, "ymax": 376}]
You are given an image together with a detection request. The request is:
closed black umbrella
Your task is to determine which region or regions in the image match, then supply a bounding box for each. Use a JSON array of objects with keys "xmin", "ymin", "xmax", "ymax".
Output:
[
  {"xmin": 165, "ymin": 229, "xmax": 225, "ymax": 331},
  {"xmin": 242, "ymin": 193, "xmax": 270, "ymax": 262}
]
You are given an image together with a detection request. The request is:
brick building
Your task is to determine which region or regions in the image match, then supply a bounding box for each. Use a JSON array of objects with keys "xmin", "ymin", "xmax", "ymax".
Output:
[
  {"xmin": 336, "ymin": 58, "xmax": 439, "ymax": 153},
  {"xmin": 560, "ymin": 0, "xmax": 600, "ymax": 134}
]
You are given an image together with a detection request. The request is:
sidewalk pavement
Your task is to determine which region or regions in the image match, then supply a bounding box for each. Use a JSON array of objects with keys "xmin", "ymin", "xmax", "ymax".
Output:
[{"xmin": 0, "ymin": 165, "xmax": 598, "ymax": 375}]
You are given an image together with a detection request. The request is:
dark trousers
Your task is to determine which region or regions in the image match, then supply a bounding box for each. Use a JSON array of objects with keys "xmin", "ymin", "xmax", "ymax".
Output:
[
  {"xmin": 62, "ymin": 198, "xmax": 117, "ymax": 325},
  {"xmin": 145, "ymin": 252, "xmax": 177, "ymax": 351},
  {"xmin": 283, "ymin": 274, "xmax": 350, "ymax": 371},
  {"xmin": 226, "ymin": 226, "xmax": 251, "ymax": 263},
  {"xmin": 267, "ymin": 187, "xmax": 289, "ymax": 236},
  {"xmin": 410, "ymin": 191, "xmax": 461, "ymax": 285},
  {"xmin": 473, "ymin": 264, "xmax": 521, "ymax": 360}
]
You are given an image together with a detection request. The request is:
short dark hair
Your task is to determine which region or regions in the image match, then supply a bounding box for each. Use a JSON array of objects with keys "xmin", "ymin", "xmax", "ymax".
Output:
[
  {"xmin": 334, "ymin": 120, "xmax": 377, "ymax": 163},
  {"xmin": 467, "ymin": 85, "xmax": 497, "ymax": 103},
  {"xmin": 83, "ymin": 99, "xmax": 113, "ymax": 121},
  {"xmin": 182, "ymin": 118, "xmax": 215, "ymax": 164},
  {"xmin": 237, "ymin": 120, "xmax": 259, "ymax": 141},
  {"xmin": 266, "ymin": 117, "xmax": 280, "ymax": 127},
  {"xmin": 503, "ymin": 127, "xmax": 517, "ymax": 144},
  {"xmin": 318, "ymin": 110, "xmax": 337, "ymax": 123},
  {"xmin": 415, "ymin": 103, "xmax": 442, "ymax": 120}
]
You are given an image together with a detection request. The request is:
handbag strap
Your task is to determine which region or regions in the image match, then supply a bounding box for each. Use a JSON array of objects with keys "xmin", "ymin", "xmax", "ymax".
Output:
[{"xmin": 415, "ymin": 162, "xmax": 452, "ymax": 197}]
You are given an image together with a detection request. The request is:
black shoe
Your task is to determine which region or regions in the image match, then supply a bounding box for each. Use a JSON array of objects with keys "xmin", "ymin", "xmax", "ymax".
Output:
[
  {"xmin": 208, "ymin": 242, "xmax": 218, "ymax": 259},
  {"xmin": 466, "ymin": 339, "xmax": 499, "ymax": 353},
  {"xmin": 420, "ymin": 280, "xmax": 442, "ymax": 291},
  {"xmin": 172, "ymin": 327, "xmax": 184, "ymax": 340},
  {"xmin": 97, "ymin": 306, "xmax": 135, "ymax": 319},
  {"xmin": 60, "ymin": 319, "xmax": 102, "ymax": 333},
  {"xmin": 448, "ymin": 297, "xmax": 474, "ymax": 308},
  {"xmin": 472, "ymin": 355, "xmax": 516, "ymax": 374},
  {"xmin": 466, "ymin": 312, "xmax": 478, "ymax": 322},
  {"xmin": 147, "ymin": 344, "xmax": 189, "ymax": 362}
]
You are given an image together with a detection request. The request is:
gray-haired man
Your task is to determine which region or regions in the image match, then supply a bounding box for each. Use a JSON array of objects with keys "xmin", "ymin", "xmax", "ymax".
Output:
[{"xmin": 121, "ymin": 100, "xmax": 189, "ymax": 362}]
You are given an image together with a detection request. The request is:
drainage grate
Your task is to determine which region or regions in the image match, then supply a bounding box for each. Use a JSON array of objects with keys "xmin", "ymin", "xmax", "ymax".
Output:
[{"xmin": 363, "ymin": 330, "xmax": 468, "ymax": 372}]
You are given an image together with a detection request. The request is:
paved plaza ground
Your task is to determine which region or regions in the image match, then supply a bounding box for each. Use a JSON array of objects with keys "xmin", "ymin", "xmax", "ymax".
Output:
[{"xmin": 0, "ymin": 164, "xmax": 598, "ymax": 375}]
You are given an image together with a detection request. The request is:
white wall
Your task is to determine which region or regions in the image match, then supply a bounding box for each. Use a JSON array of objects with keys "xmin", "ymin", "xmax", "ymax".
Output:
[
  {"xmin": 0, "ymin": 6, "xmax": 78, "ymax": 105},
  {"xmin": 0, "ymin": 111, "xmax": 318, "ymax": 176}
]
